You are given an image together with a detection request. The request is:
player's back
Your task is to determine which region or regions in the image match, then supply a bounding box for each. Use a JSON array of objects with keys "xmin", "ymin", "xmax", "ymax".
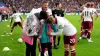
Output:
[
  {"xmin": 83, "ymin": 8, "xmax": 92, "ymax": 21},
  {"xmin": 56, "ymin": 16, "xmax": 77, "ymax": 36}
]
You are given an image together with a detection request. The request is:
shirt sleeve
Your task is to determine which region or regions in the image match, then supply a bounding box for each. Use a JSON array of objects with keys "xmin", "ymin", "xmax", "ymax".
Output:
[
  {"xmin": 30, "ymin": 8, "xmax": 34, "ymax": 14},
  {"xmin": 11, "ymin": 14, "xmax": 14, "ymax": 17},
  {"xmin": 94, "ymin": 9, "xmax": 98, "ymax": 13},
  {"xmin": 50, "ymin": 22, "xmax": 64, "ymax": 36},
  {"xmin": 47, "ymin": 8, "xmax": 52, "ymax": 16},
  {"xmin": 30, "ymin": 8, "xmax": 41, "ymax": 14},
  {"xmin": 50, "ymin": 28, "xmax": 63, "ymax": 36}
]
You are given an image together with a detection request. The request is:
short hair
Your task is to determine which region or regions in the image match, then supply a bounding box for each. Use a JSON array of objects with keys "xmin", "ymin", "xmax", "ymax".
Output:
[
  {"xmin": 40, "ymin": 11, "xmax": 48, "ymax": 20},
  {"xmin": 91, "ymin": 4, "xmax": 94, "ymax": 7},
  {"xmin": 42, "ymin": 1, "xmax": 48, "ymax": 5},
  {"xmin": 46, "ymin": 16, "xmax": 53, "ymax": 24},
  {"xmin": 87, "ymin": 4, "xmax": 90, "ymax": 7},
  {"xmin": 55, "ymin": 2, "xmax": 60, "ymax": 7}
]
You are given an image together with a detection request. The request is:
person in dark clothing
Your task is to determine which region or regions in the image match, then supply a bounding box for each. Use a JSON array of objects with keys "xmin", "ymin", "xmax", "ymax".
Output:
[
  {"xmin": 52, "ymin": 2, "xmax": 64, "ymax": 49},
  {"xmin": 24, "ymin": 13, "xmax": 39, "ymax": 56},
  {"xmin": 0, "ymin": 11, "xmax": 2, "ymax": 23},
  {"xmin": 25, "ymin": 36, "xmax": 37, "ymax": 56}
]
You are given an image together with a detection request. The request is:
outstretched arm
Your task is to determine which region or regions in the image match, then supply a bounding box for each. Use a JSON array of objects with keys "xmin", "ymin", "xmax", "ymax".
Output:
[
  {"xmin": 79, "ymin": 12, "xmax": 84, "ymax": 22},
  {"xmin": 47, "ymin": 24, "xmax": 64, "ymax": 36},
  {"xmin": 94, "ymin": 12, "xmax": 98, "ymax": 20}
]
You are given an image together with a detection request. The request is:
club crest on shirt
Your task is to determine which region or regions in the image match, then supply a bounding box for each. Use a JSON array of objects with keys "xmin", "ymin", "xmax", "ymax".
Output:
[{"xmin": 59, "ymin": 25, "xmax": 63, "ymax": 29}]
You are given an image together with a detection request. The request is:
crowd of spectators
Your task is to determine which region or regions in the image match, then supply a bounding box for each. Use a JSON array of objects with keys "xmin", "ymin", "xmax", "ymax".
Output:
[{"xmin": 2, "ymin": 0, "xmax": 100, "ymax": 13}]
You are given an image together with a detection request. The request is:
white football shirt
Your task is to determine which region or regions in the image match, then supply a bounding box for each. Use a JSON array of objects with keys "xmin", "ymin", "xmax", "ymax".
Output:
[
  {"xmin": 12, "ymin": 13, "xmax": 22, "ymax": 22},
  {"xmin": 50, "ymin": 16, "xmax": 77, "ymax": 36},
  {"xmin": 82, "ymin": 8, "xmax": 92, "ymax": 21},
  {"xmin": 90, "ymin": 8, "xmax": 97, "ymax": 16},
  {"xmin": 30, "ymin": 8, "xmax": 52, "ymax": 16}
]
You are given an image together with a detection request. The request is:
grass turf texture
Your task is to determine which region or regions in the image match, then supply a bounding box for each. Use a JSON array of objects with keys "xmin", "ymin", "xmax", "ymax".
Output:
[{"xmin": 0, "ymin": 15, "xmax": 100, "ymax": 56}]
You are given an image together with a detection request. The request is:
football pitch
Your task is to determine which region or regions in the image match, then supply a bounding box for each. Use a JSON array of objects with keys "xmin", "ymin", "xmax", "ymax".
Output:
[{"xmin": 0, "ymin": 15, "xmax": 100, "ymax": 56}]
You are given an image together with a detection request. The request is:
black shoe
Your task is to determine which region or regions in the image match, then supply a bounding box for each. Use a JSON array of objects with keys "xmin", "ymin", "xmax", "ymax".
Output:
[
  {"xmin": 54, "ymin": 45, "xmax": 58, "ymax": 49},
  {"xmin": 57, "ymin": 45, "xmax": 59, "ymax": 48}
]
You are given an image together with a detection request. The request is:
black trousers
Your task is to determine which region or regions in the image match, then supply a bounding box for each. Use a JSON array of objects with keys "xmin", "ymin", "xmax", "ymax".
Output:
[
  {"xmin": 2, "ymin": 15, "xmax": 8, "ymax": 20},
  {"xmin": 25, "ymin": 36, "xmax": 37, "ymax": 56},
  {"xmin": 53, "ymin": 36, "xmax": 61, "ymax": 47},
  {"xmin": 41, "ymin": 43, "xmax": 52, "ymax": 56}
]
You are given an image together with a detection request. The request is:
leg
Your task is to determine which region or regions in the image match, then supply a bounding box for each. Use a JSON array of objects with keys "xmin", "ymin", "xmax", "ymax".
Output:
[
  {"xmin": 47, "ymin": 43, "xmax": 52, "ymax": 56},
  {"xmin": 2, "ymin": 15, "xmax": 4, "ymax": 20},
  {"xmin": 70, "ymin": 34, "xmax": 76, "ymax": 56},
  {"xmin": 0, "ymin": 15, "xmax": 2, "ymax": 23},
  {"xmin": 84, "ymin": 29, "xmax": 88, "ymax": 37},
  {"xmin": 57, "ymin": 36, "xmax": 61, "ymax": 47},
  {"xmin": 80, "ymin": 22, "xmax": 84, "ymax": 37},
  {"xmin": 83, "ymin": 21, "xmax": 88, "ymax": 37},
  {"xmin": 11, "ymin": 22, "xmax": 17, "ymax": 33},
  {"xmin": 5, "ymin": 15, "xmax": 8, "ymax": 20},
  {"xmin": 41, "ymin": 43, "xmax": 46, "ymax": 56},
  {"xmin": 25, "ymin": 42, "xmax": 31, "ymax": 56},
  {"xmin": 87, "ymin": 30, "xmax": 91, "ymax": 39},
  {"xmin": 18, "ymin": 22, "xmax": 23, "ymax": 29},
  {"xmin": 79, "ymin": 29, "xmax": 85, "ymax": 40},
  {"xmin": 64, "ymin": 36, "xmax": 70, "ymax": 56},
  {"xmin": 87, "ymin": 29, "xmax": 93, "ymax": 42},
  {"xmin": 70, "ymin": 45, "xmax": 76, "ymax": 56},
  {"xmin": 64, "ymin": 44, "xmax": 69, "ymax": 56},
  {"xmin": 80, "ymin": 29, "xmax": 85, "ymax": 37},
  {"xmin": 31, "ymin": 36, "xmax": 37, "ymax": 56},
  {"xmin": 87, "ymin": 22, "xmax": 93, "ymax": 42},
  {"xmin": 53, "ymin": 36, "xmax": 57, "ymax": 49}
]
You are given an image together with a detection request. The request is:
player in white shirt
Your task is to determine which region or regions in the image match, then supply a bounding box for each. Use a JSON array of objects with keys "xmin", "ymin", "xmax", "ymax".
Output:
[
  {"xmin": 90, "ymin": 3, "xmax": 98, "ymax": 20},
  {"xmin": 47, "ymin": 16, "xmax": 77, "ymax": 56},
  {"xmin": 79, "ymin": 2, "xmax": 89, "ymax": 39},
  {"xmin": 30, "ymin": 1, "xmax": 52, "ymax": 16},
  {"xmin": 89, "ymin": 3, "xmax": 98, "ymax": 31},
  {"xmin": 80, "ymin": 4, "xmax": 94, "ymax": 42},
  {"xmin": 10, "ymin": 13, "xmax": 23, "ymax": 34}
]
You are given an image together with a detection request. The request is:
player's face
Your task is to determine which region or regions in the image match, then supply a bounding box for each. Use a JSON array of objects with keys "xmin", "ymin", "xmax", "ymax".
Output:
[
  {"xmin": 42, "ymin": 3, "xmax": 48, "ymax": 11},
  {"xmin": 59, "ymin": 3, "xmax": 62, "ymax": 9},
  {"xmin": 57, "ymin": 3, "xmax": 62, "ymax": 9},
  {"xmin": 92, "ymin": 4, "xmax": 95, "ymax": 8}
]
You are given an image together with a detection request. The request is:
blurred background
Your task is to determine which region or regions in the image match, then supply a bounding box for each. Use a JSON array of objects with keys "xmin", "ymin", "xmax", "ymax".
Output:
[{"xmin": 0, "ymin": 0, "xmax": 100, "ymax": 13}]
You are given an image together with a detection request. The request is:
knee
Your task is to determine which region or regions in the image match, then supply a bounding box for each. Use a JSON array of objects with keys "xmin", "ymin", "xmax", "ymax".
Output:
[
  {"xmin": 64, "ymin": 48, "xmax": 69, "ymax": 51},
  {"xmin": 70, "ymin": 45, "xmax": 75, "ymax": 51},
  {"xmin": 88, "ymin": 30, "xmax": 91, "ymax": 33}
]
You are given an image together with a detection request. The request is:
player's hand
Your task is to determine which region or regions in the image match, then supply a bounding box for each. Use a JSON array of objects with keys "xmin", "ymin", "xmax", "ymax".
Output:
[
  {"xmin": 47, "ymin": 31, "xmax": 51, "ymax": 36},
  {"xmin": 94, "ymin": 18, "xmax": 97, "ymax": 21},
  {"xmin": 93, "ymin": 18, "xmax": 95, "ymax": 22}
]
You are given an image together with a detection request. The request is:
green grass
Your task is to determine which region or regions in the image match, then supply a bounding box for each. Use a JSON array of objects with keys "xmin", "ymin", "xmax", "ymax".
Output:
[{"xmin": 0, "ymin": 15, "xmax": 100, "ymax": 56}]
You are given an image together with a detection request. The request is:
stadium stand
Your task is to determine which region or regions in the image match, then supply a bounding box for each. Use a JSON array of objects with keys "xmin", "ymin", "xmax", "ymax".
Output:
[{"xmin": 1, "ymin": 0, "xmax": 100, "ymax": 13}]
